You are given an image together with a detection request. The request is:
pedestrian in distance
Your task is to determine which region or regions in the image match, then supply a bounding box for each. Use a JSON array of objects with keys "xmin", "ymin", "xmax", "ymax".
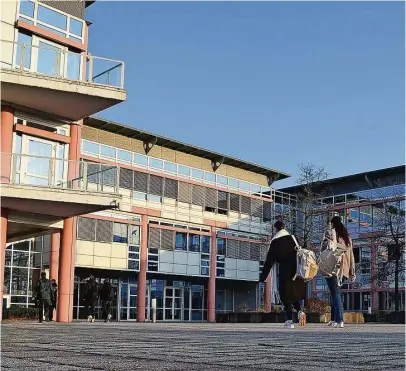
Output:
[
  {"xmin": 324, "ymin": 216, "xmax": 356, "ymax": 328},
  {"xmin": 259, "ymin": 220, "xmax": 306, "ymax": 329},
  {"xmin": 49, "ymin": 279, "xmax": 58, "ymax": 321},
  {"xmin": 34, "ymin": 272, "xmax": 52, "ymax": 323},
  {"xmin": 99, "ymin": 278, "xmax": 114, "ymax": 323},
  {"xmin": 82, "ymin": 275, "xmax": 99, "ymax": 323}
]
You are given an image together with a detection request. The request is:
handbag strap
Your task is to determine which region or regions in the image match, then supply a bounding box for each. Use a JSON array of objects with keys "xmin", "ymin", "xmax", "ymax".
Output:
[{"xmin": 291, "ymin": 235, "xmax": 301, "ymax": 251}]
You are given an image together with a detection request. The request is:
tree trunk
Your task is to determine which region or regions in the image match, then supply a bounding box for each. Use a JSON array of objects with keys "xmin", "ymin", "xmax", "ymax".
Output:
[{"xmin": 394, "ymin": 258, "xmax": 399, "ymax": 313}]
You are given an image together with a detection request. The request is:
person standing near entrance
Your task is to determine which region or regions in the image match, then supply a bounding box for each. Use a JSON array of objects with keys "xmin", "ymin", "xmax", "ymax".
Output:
[
  {"xmin": 83, "ymin": 276, "xmax": 99, "ymax": 322},
  {"xmin": 99, "ymin": 278, "xmax": 114, "ymax": 323},
  {"xmin": 34, "ymin": 272, "xmax": 52, "ymax": 323},
  {"xmin": 259, "ymin": 220, "xmax": 306, "ymax": 329}
]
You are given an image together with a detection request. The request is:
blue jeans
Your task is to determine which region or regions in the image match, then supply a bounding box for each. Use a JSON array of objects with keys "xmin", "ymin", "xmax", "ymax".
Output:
[{"xmin": 326, "ymin": 276, "xmax": 343, "ymax": 323}]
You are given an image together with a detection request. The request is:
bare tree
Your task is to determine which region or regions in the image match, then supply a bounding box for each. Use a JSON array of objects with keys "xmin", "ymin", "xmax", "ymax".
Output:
[{"xmin": 369, "ymin": 182, "xmax": 405, "ymax": 312}]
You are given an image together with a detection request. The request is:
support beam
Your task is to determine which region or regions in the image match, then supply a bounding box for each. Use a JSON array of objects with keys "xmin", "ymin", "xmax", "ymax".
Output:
[
  {"xmin": 207, "ymin": 226, "xmax": 217, "ymax": 323},
  {"xmin": 50, "ymin": 232, "xmax": 60, "ymax": 281},
  {"xmin": 0, "ymin": 209, "xmax": 8, "ymax": 321},
  {"xmin": 1, "ymin": 105, "xmax": 15, "ymax": 184},
  {"xmin": 137, "ymin": 214, "xmax": 148, "ymax": 322}
]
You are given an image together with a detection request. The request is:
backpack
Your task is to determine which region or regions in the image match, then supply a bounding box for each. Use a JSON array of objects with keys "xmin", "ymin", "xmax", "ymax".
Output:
[
  {"xmin": 318, "ymin": 230, "xmax": 347, "ymax": 281},
  {"xmin": 291, "ymin": 235, "xmax": 319, "ymax": 281}
]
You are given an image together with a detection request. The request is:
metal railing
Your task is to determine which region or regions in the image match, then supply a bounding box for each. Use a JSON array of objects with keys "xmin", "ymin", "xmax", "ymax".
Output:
[
  {"xmin": 1, "ymin": 40, "xmax": 125, "ymax": 89},
  {"xmin": 1, "ymin": 153, "xmax": 121, "ymax": 194}
]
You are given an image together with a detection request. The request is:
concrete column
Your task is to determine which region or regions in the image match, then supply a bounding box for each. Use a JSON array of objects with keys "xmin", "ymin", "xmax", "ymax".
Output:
[
  {"xmin": 265, "ymin": 274, "xmax": 272, "ymax": 312},
  {"xmin": 57, "ymin": 218, "xmax": 77, "ymax": 323},
  {"xmin": 137, "ymin": 215, "xmax": 148, "ymax": 322},
  {"xmin": 0, "ymin": 208, "xmax": 8, "ymax": 321},
  {"xmin": 50, "ymin": 232, "xmax": 60, "ymax": 281},
  {"xmin": 57, "ymin": 121, "xmax": 81, "ymax": 322},
  {"xmin": 207, "ymin": 226, "xmax": 217, "ymax": 323},
  {"xmin": 1, "ymin": 105, "xmax": 14, "ymax": 184}
]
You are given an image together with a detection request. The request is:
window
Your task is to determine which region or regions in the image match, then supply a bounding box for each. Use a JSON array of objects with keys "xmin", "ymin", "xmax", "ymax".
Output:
[
  {"xmin": 133, "ymin": 192, "xmax": 147, "ymax": 201},
  {"xmin": 113, "ymin": 223, "xmax": 128, "ymax": 244},
  {"xmin": 240, "ymin": 181, "xmax": 250, "ymax": 192},
  {"xmin": 250, "ymin": 184, "xmax": 261, "ymax": 194},
  {"xmin": 175, "ymin": 232, "xmax": 187, "ymax": 251},
  {"xmin": 149, "ymin": 158, "xmax": 163, "ymax": 170},
  {"xmin": 20, "ymin": 1, "xmax": 35, "ymax": 18},
  {"xmin": 217, "ymin": 175, "xmax": 228, "ymax": 186},
  {"xmin": 164, "ymin": 162, "xmax": 177, "ymax": 173},
  {"xmin": 100, "ymin": 145, "xmax": 116, "ymax": 159},
  {"xmin": 189, "ymin": 234, "xmax": 200, "ymax": 253},
  {"xmin": 229, "ymin": 178, "xmax": 239, "ymax": 189},
  {"xmin": 16, "ymin": 32, "xmax": 32, "ymax": 69},
  {"xmin": 82, "ymin": 140, "xmax": 99, "ymax": 155},
  {"xmin": 128, "ymin": 225, "xmax": 140, "ymax": 245},
  {"xmin": 217, "ymin": 238, "xmax": 226, "ymax": 256},
  {"xmin": 192, "ymin": 169, "xmax": 204, "ymax": 180},
  {"xmin": 37, "ymin": 4, "xmax": 67, "ymax": 30},
  {"xmin": 118, "ymin": 149, "xmax": 132, "ymax": 163},
  {"xmin": 179, "ymin": 165, "xmax": 190, "ymax": 177},
  {"xmin": 202, "ymin": 236, "xmax": 210, "ymax": 253},
  {"xmin": 70, "ymin": 18, "xmax": 83, "ymax": 37},
  {"xmin": 204, "ymin": 172, "xmax": 216, "ymax": 183},
  {"xmin": 134, "ymin": 154, "xmax": 148, "ymax": 167}
]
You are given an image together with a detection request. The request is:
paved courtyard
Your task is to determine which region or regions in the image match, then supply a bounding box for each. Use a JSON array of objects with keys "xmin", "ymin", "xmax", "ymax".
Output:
[{"xmin": 1, "ymin": 322, "xmax": 404, "ymax": 370}]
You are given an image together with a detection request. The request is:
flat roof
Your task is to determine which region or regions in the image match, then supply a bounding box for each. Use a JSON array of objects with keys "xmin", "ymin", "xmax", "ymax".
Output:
[
  {"xmin": 84, "ymin": 116, "xmax": 290, "ymax": 180},
  {"xmin": 279, "ymin": 165, "xmax": 405, "ymax": 193}
]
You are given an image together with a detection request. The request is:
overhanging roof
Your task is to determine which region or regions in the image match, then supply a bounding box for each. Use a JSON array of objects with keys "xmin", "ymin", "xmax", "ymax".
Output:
[{"xmin": 84, "ymin": 116, "xmax": 290, "ymax": 180}]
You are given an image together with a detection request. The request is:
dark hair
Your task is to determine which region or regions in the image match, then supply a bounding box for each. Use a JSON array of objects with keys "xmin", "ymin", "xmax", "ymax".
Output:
[
  {"xmin": 274, "ymin": 220, "xmax": 285, "ymax": 231},
  {"xmin": 331, "ymin": 216, "xmax": 351, "ymax": 246}
]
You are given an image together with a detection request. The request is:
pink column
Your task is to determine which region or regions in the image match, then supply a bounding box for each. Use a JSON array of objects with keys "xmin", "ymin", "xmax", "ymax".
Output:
[
  {"xmin": 207, "ymin": 226, "xmax": 217, "ymax": 323},
  {"xmin": 137, "ymin": 215, "xmax": 148, "ymax": 322},
  {"xmin": 57, "ymin": 122, "xmax": 81, "ymax": 323},
  {"xmin": 1, "ymin": 105, "xmax": 14, "ymax": 184},
  {"xmin": 50, "ymin": 232, "xmax": 60, "ymax": 281},
  {"xmin": 265, "ymin": 274, "xmax": 272, "ymax": 312},
  {"xmin": 0, "ymin": 209, "xmax": 8, "ymax": 321}
]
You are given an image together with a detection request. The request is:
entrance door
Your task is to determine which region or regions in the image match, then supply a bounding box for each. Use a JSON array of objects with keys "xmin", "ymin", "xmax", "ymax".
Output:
[{"xmin": 164, "ymin": 287, "xmax": 183, "ymax": 321}]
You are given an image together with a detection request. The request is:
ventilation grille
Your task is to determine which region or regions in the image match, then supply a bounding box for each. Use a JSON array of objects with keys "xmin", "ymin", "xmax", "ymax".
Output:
[
  {"xmin": 149, "ymin": 175, "xmax": 163, "ymax": 196},
  {"xmin": 263, "ymin": 201, "xmax": 273, "ymax": 221},
  {"xmin": 218, "ymin": 191, "xmax": 229, "ymax": 210},
  {"xmin": 134, "ymin": 171, "xmax": 148, "ymax": 193},
  {"xmin": 251, "ymin": 199, "xmax": 262, "ymax": 218},
  {"xmin": 205, "ymin": 188, "xmax": 217, "ymax": 208},
  {"xmin": 87, "ymin": 163, "xmax": 101, "ymax": 184},
  {"xmin": 179, "ymin": 182, "xmax": 192, "ymax": 203},
  {"xmin": 101, "ymin": 165, "xmax": 117, "ymax": 186},
  {"xmin": 192, "ymin": 185, "xmax": 205, "ymax": 207},
  {"xmin": 260, "ymin": 243, "xmax": 270, "ymax": 261},
  {"xmin": 229, "ymin": 193, "xmax": 240, "ymax": 212},
  {"xmin": 240, "ymin": 196, "xmax": 251, "ymax": 215}
]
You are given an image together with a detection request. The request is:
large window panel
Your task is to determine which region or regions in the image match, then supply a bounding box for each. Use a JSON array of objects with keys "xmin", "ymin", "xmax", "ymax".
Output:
[
  {"xmin": 216, "ymin": 238, "xmax": 226, "ymax": 256},
  {"xmin": 249, "ymin": 243, "xmax": 260, "ymax": 261},
  {"xmin": 95, "ymin": 220, "xmax": 113, "ymax": 243},
  {"xmin": 161, "ymin": 230, "xmax": 175, "ymax": 250},
  {"xmin": 77, "ymin": 217, "xmax": 96, "ymax": 241},
  {"xmin": 226, "ymin": 239, "xmax": 239, "ymax": 259},
  {"xmin": 119, "ymin": 168, "xmax": 133, "ymax": 189},
  {"xmin": 133, "ymin": 171, "xmax": 148, "ymax": 193},
  {"xmin": 113, "ymin": 223, "xmax": 128, "ymax": 244},
  {"xmin": 38, "ymin": 4, "xmax": 67, "ymax": 30},
  {"xmin": 179, "ymin": 182, "xmax": 192, "ymax": 203},
  {"xmin": 192, "ymin": 185, "xmax": 205, "ymax": 207},
  {"xmin": 128, "ymin": 225, "xmax": 140, "ymax": 245},
  {"xmin": 217, "ymin": 191, "xmax": 229, "ymax": 212},
  {"xmin": 189, "ymin": 234, "xmax": 200, "ymax": 253},
  {"xmin": 164, "ymin": 178, "xmax": 178, "ymax": 199},
  {"xmin": 175, "ymin": 232, "xmax": 187, "ymax": 251},
  {"xmin": 101, "ymin": 165, "xmax": 117, "ymax": 187},
  {"xmin": 149, "ymin": 175, "xmax": 163, "ymax": 196},
  {"xmin": 263, "ymin": 201, "xmax": 272, "ymax": 222}
]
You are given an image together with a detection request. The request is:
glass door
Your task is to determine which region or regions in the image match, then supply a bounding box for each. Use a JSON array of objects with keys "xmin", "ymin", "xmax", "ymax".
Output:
[{"xmin": 164, "ymin": 286, "xmax": 184, "ymax": 321}]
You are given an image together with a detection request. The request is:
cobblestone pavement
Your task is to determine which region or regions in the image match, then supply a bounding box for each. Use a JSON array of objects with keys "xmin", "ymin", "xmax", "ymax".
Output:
[{"xmin": 1, "ymin": 322, "xmax": 404, "ymax": 370}]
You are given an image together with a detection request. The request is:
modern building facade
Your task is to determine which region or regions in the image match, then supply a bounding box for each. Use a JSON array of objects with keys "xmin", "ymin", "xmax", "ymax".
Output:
[{"xmin": 280, "ymin": 166, "xmax": 405, "ymax": 312}]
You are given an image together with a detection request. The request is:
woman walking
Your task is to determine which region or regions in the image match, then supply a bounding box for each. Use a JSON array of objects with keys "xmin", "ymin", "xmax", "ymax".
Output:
[{"xmin": 325, "ymin": 216, "xmax": 356, "ymax": 328}]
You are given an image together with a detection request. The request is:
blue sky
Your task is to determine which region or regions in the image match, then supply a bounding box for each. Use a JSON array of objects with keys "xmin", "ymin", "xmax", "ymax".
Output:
[{"xmin": 86, "ymin": 2, "xmax": 405, "ymax": 188}]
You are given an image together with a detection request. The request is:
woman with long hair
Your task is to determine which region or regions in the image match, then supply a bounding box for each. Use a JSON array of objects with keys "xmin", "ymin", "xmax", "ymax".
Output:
[{"xmin": 325, "ymin": 216, "xmax": 356, "ymax": 328}]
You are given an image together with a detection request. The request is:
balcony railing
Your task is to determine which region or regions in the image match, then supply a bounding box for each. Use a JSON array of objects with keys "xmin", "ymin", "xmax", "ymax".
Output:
[
  {"xmin": 1, "ymin": 153, "xmax": 121, "ymax": 194},
  {"xmin": 1, "ymin": 40, "xmax": 125, "ymax": 89}
]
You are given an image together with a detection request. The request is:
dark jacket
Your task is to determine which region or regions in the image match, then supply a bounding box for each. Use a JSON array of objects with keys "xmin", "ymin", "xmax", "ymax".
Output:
[
  {"xmin": 259, "ymin": 231, "xmax": 305, "ymax": 305},
  {"xmin": 50, "ymin": 282, "xmax": 58, "ymax": 308},
  {"xmin": 99, "ymin": 282, "xmax": 114, "ymax": 301},
  {"xmin": 35, "ymin": 278, "xmax": 52, "ymax": 305},
  {"xmin": 83, "ymin": 280, "xmax": 99, "ymax": 301}
]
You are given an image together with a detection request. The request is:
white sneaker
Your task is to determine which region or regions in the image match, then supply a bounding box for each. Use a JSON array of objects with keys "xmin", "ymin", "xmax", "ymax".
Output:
[
  {"xmin": 87, "ymin": 315, "xmax": 92, "ymax": 323},
  {"xmin": 284, "ymin": 320, "xmax": 295, "ymax": 329},
  {"xmin": 91, "ymin": 318, "xmax": 95, "ymax": 323},
  {"xmin": 333, "ymin": 321, "xmax": 344, "ymax": 328},
  {"xmin": 327, "ymin": 321, "xmax": 335, "ymax": 326},
  {"xmin": 107, "ymin": 314, "xmax": 112, "ymax": 322}
]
